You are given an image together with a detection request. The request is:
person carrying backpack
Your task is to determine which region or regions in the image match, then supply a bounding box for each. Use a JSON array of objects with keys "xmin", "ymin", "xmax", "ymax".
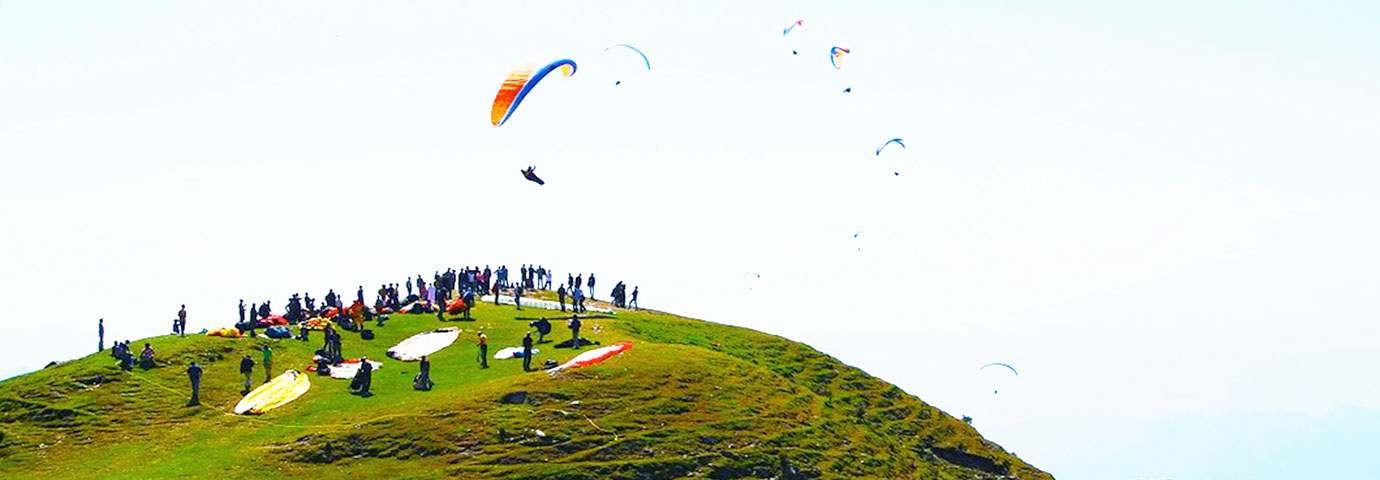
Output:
[{"xmin": 239, "ymin": 355, "xmax": 254, "ymax": 395}]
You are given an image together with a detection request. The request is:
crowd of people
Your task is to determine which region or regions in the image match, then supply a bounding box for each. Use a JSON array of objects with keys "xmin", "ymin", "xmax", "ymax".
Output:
[{"xmin": 98, "ymin": 264, "xmax": 642, "ymax": 408}]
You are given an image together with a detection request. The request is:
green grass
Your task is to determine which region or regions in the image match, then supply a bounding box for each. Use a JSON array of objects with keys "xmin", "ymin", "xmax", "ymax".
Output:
[{"xmin": 0, "ymin": 301, "xmax": 1050, "ymax": 479}]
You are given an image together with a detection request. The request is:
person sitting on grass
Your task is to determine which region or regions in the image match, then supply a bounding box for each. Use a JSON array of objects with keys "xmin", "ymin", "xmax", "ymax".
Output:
[
  {"xmin": 414, "ymin": 356, "xmax": 434, "ymax": 391},
  {"xmin": 351, "ymin": 358, "xmax": 373, "ymax": 397},
  {"xmin": 139, "ymin": 343, "xmax": 155, "ymax": 370}
]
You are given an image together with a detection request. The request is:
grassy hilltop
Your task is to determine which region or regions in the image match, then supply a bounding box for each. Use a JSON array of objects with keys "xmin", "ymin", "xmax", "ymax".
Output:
[{"xmin": 0, "ymin": 299, "xmax": 1051, "ymax": 479}]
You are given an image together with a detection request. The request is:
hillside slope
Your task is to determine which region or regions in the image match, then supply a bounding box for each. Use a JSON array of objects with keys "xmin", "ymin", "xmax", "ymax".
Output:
[{"xmin": 0, "ymin": 301, "xmax": 1051, "ymax": 479}]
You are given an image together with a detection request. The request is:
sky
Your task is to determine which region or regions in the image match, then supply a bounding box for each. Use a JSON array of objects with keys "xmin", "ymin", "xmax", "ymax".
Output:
[{"xmin": 2, "ymin": 1, "xmax": 1379, "ymax": 478}]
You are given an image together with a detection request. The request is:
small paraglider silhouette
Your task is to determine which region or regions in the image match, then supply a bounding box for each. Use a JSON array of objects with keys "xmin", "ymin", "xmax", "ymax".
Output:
[
  {"xmin": 605, "ymin": 44, "xmax": 649, "ymax": 87},
  {"xmin": 521, "ymin": 166, "xmax": 545, "ymax": 185},
  {"xmin": 981, "ymin": 363, "xmax": 1018, "ymax": 395},
  {"xmin": 782, "ymin": 20, "xmax": 803, "ymax": 55},
  {"xmin": 843, "ymin": 87, "xmax": 851, "ymax": 93}
]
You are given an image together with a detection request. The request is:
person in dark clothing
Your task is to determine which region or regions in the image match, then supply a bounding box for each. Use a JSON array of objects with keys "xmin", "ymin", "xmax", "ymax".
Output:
[
  {"xmin": 522, "ymin": 332, "xmax": 534, "ymax": 372},
  {"xmin": 492, "ymin": 283, "xmax": 500, "ymax": 306},
  {"xmin": 187, "ymin": 361, "xmax": 203, "ymax": 406},
  {"xmin": 462, "ymin": 289, "xmax": 475, "ymax": 319},
  {"xmin": 356, "ymin": 286, "xmax": 365, "ymax": 305},
  {"xmin": 262, "ymin": 345, "xmax": 274, "ymax": 383},
  {"xmin": 575, "ymin": 274, "xmax": 583, "ymax": 294},
  {"xmin": 139, "ymin": 343, "xmax": 155, "ymax": 369},
  {"xmin": 239, "ymin": 355, "xmax": 255, "ymax": 394},
  {"xmin": 117, "ymin": 341, "xmax": 134, "ymax": 371},
  {"xmin": 587, "ymin": 274, "xmax": 596, "ymax": 300},
  {"xmin": 630, "ymin": 287, "xmax": 639, "ymax": 310},
  {"xmin": 98, "ymin": 318, "xmax": 104, "ymax": 352},
  {"xmin": 352, "ymin": 358, "xmax": 373, "ymax": 396},
  {"xmin": 568, "ymin": 315, "xmax": 582, "ymax": 349},
  {"xmin": 177, "ymin": 305, "xmax": 187, "ymax": 337},
  {"xmin": 406, "ymin": 278, "xmax": 413, "ymax": 297},
  {"xmin": 514, "ymin": 283, "xmax": 523, "ymax": 311},
  {"xmin": 477, "ymin": 332, "xmax": 489, "ymax": 368},
  {"xmin": 568, "ymin": 273, "xmax": 574, "ymax": 291},
  {"xmin": 557, "ymin": 285, "xmax": 567, "ymax": 312},
  {"xmin": 238, "ymin": 300, "xmax": 246, "ymax": 325},
  {"xmin": 530, "ymin": 318, "xmax": 552, "ymax": 343},
  {"xmin": 414, "ymin": 355, "xmax": 433, "ymax": 391}
]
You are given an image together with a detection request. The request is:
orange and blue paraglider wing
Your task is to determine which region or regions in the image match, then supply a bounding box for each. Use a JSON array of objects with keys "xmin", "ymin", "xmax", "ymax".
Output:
[{"xmin": 490, "ymin": 59, "xmax": 577, "ymax": 127}]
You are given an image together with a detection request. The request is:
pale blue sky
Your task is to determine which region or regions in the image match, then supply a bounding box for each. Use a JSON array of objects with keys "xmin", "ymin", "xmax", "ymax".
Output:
[{"xmin": 2, "ymin": 1, "xmax": 1378, "ymax": 479}]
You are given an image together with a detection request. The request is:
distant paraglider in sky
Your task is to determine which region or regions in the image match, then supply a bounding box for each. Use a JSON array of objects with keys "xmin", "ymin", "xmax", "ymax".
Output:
[
  {"xmin": 843, "ymin": 87, "xmax": 851, "ymax": 93},
  {"xmin": 981, "ymin": 363, "xmax": 1019, "ymax": 394},
  {"xmin": 521, "ymin": 166, "xmax": 545, "ymax": 185},
  {"xmin": 741, "ymin": 272, "xmax": 762, "ymax": 292},
  {"xmin": 605, "ymin": 44, "xmax": 650, "ymax": 86},
  {"xmin": 830, "ymin": 46, "xmax": 851, "ymax": 69},
  {"xmin": 490, "ymin": 59, "xmax": 577, "ymax": 127},
  {"xmin": 783, "ymin": 20, "xmax": 803, "ymax": 54},
  {"xmin": 876, "ymin": 138, "xmax": 906, "ymax": 176}
]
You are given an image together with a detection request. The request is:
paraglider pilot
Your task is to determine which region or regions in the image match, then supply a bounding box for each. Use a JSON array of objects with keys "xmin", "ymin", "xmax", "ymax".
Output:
[{"xmin": 521, "ymin": 166, "xmax": 544, "ymax": 185}]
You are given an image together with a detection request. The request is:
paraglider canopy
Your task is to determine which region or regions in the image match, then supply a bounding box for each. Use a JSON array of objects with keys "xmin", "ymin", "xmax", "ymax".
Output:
[
  {"xmin": 782, "ymin": 19, "xmax": 803, "ymax": 36},
  {"xmin": 490, "ymin": 59, "xmax": 578, "ymax": 127},
  {"xmin": 830, "ymin": 46, "xmax": 851, "ymax": 69},
  {"xmin": 605, "ymin": 44, "xmax": 650, "ymax": 70},
  {"xmin": 875, "ymin": 138, "xmax": 905, "ymax": 156}
]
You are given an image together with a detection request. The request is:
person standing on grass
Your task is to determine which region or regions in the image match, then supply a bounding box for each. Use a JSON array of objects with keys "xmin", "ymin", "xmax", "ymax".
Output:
[
  {"xmin": 514, "ymin": 282, "xmax": 523, "ymax": 311},
  {"xmin": 630, "ymin": 286, "xmax": 639, "ymax": 310},
  {"xmin": 238, "ymin": 300, "xmax": 246, "ymax": 326},
  {"xmin": 587, "ymin": 274, "xmax": 596, "ymax": 301},
  {"xmin": 477, "ymin": 331, "xmax": 489, "ymax": 369},
  {"xmin": 239, "ymin": 355, "xmax": 254, "ymax": 394},
  {"xmin": 557, "ymin": 284, "xmax": 567, "ymax": 312},
  {"xmin": 187, "ymin": 361, "xmax": 203, "ymax": 406},
  {"xmin": 568, "ymin": 315, "xmax": 582, "ymax": 349},
  {"xmin": 522, "ymin": 332, "xmax": 534, "ymax": 371},
  {"xmin": 262, "ymin": 344, "xmax": 273, "ymax": 383},
  {"xmin": 177, "ymin": 305, "xmax": 187, "ymax": 337},
  {"xmin": 98, "ymin": 318, "xmax": 104, "ymax": 352}
]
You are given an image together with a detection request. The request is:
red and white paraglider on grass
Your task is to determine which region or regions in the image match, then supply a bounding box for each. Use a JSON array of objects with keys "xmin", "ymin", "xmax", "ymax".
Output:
[{"xmin": 548, "ymin": 341, "xmax": 634, "ymax": 376}]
